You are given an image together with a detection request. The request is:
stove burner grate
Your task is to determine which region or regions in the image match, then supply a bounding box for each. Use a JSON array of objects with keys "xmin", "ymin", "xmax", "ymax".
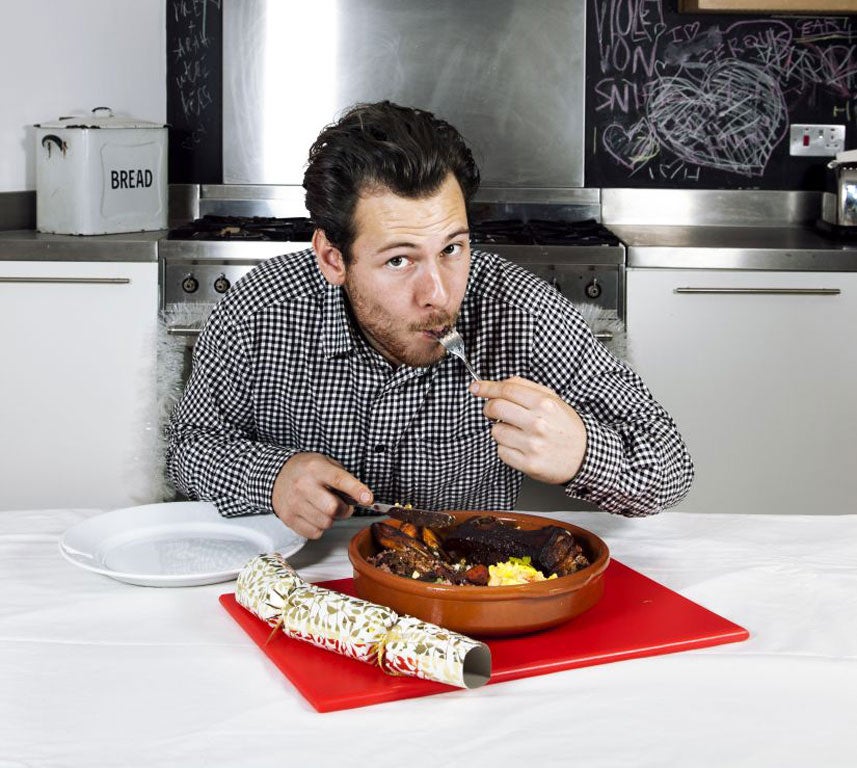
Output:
[
  {"xmin": 468, "ymin": 218, "xmax": 620, "ymax": 247},
  {"xmin": 168, "ymin": 215, "xmax": 316, "ymax": 242},
  {"xmin": 168, "ymin": 215, "xmax": 621, "ymax": 248}
]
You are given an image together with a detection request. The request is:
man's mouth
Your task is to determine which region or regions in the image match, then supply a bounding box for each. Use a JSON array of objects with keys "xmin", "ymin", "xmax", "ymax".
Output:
[
  {"xmin": 413, "ymin": 322, "xmax": 452, "ymax": 339},
  {"xmin": 420, "ymin": 327, "xmax": 451, "ymax": 345}
]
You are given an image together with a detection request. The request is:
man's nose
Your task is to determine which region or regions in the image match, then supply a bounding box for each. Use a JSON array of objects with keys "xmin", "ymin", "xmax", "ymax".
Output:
[{"xmin": 415, "ymin": 262, "xmax": 450, "ymax": 306}]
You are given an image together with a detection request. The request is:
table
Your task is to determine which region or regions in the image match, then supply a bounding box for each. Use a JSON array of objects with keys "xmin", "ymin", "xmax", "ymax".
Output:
[{"xmin": 1, "ymin": 508, "xmax": 854, "ymax": 768}]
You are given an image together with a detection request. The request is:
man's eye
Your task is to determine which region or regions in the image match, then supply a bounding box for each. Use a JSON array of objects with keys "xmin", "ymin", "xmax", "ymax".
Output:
[
  {"xmin": 386, "ymin": 255, "xmax": 408, "ymax": 269},
  {"xmin": 442, "ymin": 243, "xmax": 463, "ymax": 256}
]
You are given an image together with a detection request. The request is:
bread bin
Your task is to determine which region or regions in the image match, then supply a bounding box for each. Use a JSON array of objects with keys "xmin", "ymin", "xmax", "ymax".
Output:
[{"xmin": 34, "ymin": 107, "xmax": 168, "ymax": 235}]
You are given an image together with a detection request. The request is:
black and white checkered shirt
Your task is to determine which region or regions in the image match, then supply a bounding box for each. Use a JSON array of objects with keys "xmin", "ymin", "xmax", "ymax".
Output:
[{"xmin": 165, "ymin": 249, "xmax": 693, "ymax": 517}]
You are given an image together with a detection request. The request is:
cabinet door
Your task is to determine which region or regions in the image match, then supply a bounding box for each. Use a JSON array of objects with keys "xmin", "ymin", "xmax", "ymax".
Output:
[
  {"xmin": 0, "ymin": 261, "xmax": 159, "ymax": 510},
  {"xmin": 626, "ymin": 268, "xmax": 857, "ymax": 515}
]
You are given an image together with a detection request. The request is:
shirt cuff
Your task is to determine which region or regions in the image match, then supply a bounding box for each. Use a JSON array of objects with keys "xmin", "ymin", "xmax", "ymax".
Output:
[
  {"xmin": 244, "ymin": 444, "xmax": 299, "ymax": 513},
  {"xmin": 565, "ymin": 411, "xmax": 624, "ymax": 504}
]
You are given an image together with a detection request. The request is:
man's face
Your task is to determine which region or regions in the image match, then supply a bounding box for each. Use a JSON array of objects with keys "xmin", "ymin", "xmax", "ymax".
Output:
[{"xmin": 341, "ymin": 174, "xmax": 471, "ymax": 368}]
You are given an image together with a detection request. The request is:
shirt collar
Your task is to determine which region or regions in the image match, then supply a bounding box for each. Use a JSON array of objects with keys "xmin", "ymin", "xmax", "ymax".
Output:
[
  {"xmin": 456, "ymin": 249, "xmax": 487, "ymax": 331},
  {"xmin": 320, "ymin": 284, "xmax": 401, "ymax": 372},
  {"xmin": 321, "ymin": 284, "xmax": 354, "ymax": 358}
]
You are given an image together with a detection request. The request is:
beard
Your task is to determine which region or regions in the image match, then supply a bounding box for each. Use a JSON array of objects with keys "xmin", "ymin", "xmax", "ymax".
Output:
[{"xmin": 343, "ymin": 275, "xmax": 456, "ymax": 368}]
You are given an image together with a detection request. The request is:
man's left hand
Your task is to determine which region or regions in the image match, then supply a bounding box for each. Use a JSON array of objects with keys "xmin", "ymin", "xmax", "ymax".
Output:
[{"xmin": 469, "ymin": 376, "xmax": 586, "ymax": 485}]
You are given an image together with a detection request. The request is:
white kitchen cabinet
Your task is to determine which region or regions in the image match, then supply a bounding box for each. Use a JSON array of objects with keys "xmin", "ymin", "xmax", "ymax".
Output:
[
  {"xmin": 0, "ymin": 260, "xmax": 159, "ymax": 510},
  {"xmin": 626, "ymin": 268, "xmax": 857, "ymax": 515}
]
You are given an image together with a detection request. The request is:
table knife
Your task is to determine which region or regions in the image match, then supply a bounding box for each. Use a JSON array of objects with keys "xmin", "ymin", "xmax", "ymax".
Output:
[
  {"xmin": 355, "ymin": 501, "xmax": 456, "ymax": 528},
  {"xmin": 330, "ymin": 490, "xmax": 455, "ymax": 527}
]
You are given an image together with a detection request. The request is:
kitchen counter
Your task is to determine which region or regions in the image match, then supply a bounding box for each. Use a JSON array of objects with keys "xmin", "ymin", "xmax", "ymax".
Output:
[
  {"xmin": 1, "ymin": 222, "xmax": 856, "ymax": 269},
  {"xmin": 1, "ymin": 507, "xmax": 854, "ymax": 768},
  {"xmin": 612, "ymin": 224, "xmax": 857, "ymax": 270},
  {"xmin": 0, "ymin": 228, "xmax": 164, "ymax": 261},
  {"xmin": 2, "ymin": 217, "xmax": 857, "ymax": 272}
]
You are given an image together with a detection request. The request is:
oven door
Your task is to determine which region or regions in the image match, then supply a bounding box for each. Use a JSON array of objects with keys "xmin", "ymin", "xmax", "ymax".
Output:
[
  {"xmin": 160, "ymin": 302, "xmax": 213, "ymax": 411},
  {"xmin": 509, "ymin": 262, "xmax": 627, "ymax": 358}
]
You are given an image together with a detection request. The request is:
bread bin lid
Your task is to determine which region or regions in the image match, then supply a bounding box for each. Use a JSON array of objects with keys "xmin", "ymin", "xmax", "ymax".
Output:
[{"xmin": 34, "ymin": 107, "xmax": 166, "ymax": 130}]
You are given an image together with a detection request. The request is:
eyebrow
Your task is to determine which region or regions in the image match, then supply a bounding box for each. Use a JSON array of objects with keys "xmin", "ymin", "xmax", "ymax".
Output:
[{"xmin": 377, "ymin": 227, "xmax": 471, "ymax": 254}]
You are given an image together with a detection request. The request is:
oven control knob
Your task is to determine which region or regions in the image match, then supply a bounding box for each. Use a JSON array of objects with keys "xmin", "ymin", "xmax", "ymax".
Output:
[
  {"xmin": 213, "ymin": 274, "xmax": 231, "ymax": 294},
  {"xmin": 181, "ymin": 274, "xmax": 199, "ymax": 294},
  {"xmin": 585, "ymin": 278, "xmax": 602, "ymax": 299}
]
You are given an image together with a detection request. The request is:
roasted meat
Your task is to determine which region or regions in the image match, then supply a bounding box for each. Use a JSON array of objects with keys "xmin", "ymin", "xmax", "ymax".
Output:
[
  {"xmin": 369, "ymin": 522, "xmax": 461, "ymax": 583},
  {"xmin": 368, "ymin": 516, "xmax": 591, "ymax": 584},
  {"xmin": 443, "ymin": 516, "xmax": 591, "ymax": 576}
]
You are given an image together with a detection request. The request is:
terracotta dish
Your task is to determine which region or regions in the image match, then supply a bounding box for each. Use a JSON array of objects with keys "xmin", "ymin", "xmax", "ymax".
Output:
[{"xmin": 348, "ymin": 510, "xmax": 610, "ymax": 637}]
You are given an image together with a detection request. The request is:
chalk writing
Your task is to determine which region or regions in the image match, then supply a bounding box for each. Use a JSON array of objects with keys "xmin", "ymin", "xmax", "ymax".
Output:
[
  {"xmin": 590, "ymin": 0, "xmax": 856, "ymax": 182},
  {"xmin": 170, "ymin": 0, "xmax": 219, "ymax": 123},
  {"xmin": 167, "ymin": 0, "xmax": 222, "ymax": 177}
]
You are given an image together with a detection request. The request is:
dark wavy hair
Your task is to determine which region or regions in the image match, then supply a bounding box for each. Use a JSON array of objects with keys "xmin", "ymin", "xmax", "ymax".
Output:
[{"xmin": 303, "ymin": 101, "xmax": 481, "ymax": 260}]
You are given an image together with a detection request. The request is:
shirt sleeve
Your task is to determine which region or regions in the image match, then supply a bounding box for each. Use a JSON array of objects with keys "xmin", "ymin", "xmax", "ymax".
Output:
[
  {"xmin": 164, "ymin": 304, "xmax": 295, "ymax": 517},
  {"xmin": 533, "ymin": 303, "xmax": 694, "ymax": 517}
]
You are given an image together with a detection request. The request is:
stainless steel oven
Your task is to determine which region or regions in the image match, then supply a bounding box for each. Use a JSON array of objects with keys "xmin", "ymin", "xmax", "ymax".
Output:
[{"xmin": 160, "ymin": 211, "xmax": 626, "ymax": 331}]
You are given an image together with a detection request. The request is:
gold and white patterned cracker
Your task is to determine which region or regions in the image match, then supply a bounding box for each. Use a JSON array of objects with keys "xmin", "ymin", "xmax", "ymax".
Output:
[
  {"xmin": 234, "ymin": 553, "xmax": 491, "ymax": 688},
  {"xmin": 382, "ymin": 615, "xmax": 491, "ymax": 689},
  {"xmin": 280, "ymin": 583, "xmax": 399, "ymax": 664},
  {"xmin": 235, "ymin": 553, "xmax": 302, "ymax": 623}
]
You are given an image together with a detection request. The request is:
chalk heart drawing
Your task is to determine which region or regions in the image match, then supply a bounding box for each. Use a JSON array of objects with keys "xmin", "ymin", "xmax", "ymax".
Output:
[
  {"xmin": 602, "ymin": 120, "xmax": 659, "ymax": 172},
  {"xmin": 646, "ymin": 59, "xmax": 787, "ymax": 176}
]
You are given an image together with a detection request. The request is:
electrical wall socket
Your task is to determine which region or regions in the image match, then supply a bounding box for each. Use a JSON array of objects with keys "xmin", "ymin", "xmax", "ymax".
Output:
[{"xmin": 789, "ymin": 124, "xmax": 845, "ymax": 157}]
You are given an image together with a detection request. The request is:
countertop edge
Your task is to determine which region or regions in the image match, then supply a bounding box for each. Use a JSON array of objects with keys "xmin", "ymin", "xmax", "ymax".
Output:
[
  {"xmin": 3, "ymin": 223, "xmax": 857, "ymax": 270},
  {"xmin": 613, "ymin": 224, "xmax": 857, "ymax": 271},
  {"xmin": 0, "ymin": 229, "xmax": 164, "ymax": 262}
]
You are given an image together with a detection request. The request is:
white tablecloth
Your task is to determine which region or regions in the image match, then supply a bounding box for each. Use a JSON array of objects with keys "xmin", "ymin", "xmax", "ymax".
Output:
[{"xmin": 1, "ymin": 508, "xmax": 854, "ymax": 768}]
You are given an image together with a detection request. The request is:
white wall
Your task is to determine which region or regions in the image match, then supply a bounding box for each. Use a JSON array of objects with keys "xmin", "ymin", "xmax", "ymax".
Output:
[{"xmin": 0, "ymin": 0, "xmax": 166, "ymax": 192}]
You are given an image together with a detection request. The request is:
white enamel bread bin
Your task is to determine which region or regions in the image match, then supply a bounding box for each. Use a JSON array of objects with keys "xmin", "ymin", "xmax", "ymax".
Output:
[{"xmin": 35, "ymin": 107, "xmax": 168, "ymax": 235}]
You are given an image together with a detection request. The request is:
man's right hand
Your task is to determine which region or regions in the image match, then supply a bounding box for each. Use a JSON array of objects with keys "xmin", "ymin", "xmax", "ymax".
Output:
[{"xmin": 271, "ymin": 452, "xmax": 373, "ymax": 539}]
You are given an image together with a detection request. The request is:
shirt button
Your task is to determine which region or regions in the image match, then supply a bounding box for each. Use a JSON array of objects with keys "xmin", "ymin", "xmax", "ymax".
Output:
[{"xmin": 372, "ymin": 444, "xmax": 387, "ymax": 454}]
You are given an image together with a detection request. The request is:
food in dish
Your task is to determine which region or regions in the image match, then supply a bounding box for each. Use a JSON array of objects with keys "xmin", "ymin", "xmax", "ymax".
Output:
[
  {"xmin": 368, "ymin": 515, "xmax": 591, "ymax": 586},
  {"xmin": 487, "ymin": 556, "xmax": 557, "ymax": 586},
  {"xmin": 350, "ymin": 511, "xmax": 611, "ymax": 636}
]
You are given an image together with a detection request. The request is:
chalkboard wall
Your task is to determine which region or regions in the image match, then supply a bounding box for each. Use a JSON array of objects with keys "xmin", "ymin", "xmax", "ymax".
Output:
[
  {"xmin": 166, "ymin": 0, "xmax": 855, "ymax": 190},
  {"xmin": 586, "ymin": 0, "xmax": 856, "ymax": 189},
  {"xmin": 167, "ymin": 0, "xmax": 222, "ymax": 184}
]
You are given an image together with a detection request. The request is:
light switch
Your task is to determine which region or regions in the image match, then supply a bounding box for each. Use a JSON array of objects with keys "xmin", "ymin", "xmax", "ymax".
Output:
[{"xmin": 789, "ymin": 124, "xmax": 846, "ymax": 156}]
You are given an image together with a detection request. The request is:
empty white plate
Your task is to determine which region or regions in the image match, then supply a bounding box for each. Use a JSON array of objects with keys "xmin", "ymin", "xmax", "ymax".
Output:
[{"xmin": 59, "ymin": 501, "xmax": 306, "ymax": 587}]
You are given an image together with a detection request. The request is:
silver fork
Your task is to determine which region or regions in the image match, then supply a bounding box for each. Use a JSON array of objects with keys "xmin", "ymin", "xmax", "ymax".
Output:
[
  {"xmin": 438, "ymin": 328, "xmax": 502, "ymax": 423},
  {"xmin": 436, "ymin": 328, "xmax": 480, "ymax": 381}
]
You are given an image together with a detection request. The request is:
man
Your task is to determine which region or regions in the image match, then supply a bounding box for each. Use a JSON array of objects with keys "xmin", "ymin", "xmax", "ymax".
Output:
[{"xmin": 166, "ymin": 101, "xmax": 693, "ymax": 539}]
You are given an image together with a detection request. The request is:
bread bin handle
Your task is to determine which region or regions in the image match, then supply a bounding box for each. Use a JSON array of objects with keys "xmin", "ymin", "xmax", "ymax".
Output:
[{"xmin": 40, "ymin": 134, "xmax": 67, "ymax": 158}]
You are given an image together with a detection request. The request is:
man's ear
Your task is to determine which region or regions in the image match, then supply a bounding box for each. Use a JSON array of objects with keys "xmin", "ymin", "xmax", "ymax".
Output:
[{"xmin": 313, "ymin": 229, "xmax": 346, "ymax": 286}]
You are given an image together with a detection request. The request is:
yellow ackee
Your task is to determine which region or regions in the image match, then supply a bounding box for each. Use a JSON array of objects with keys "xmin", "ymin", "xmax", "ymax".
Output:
[{"xmin": 487, "ymin": 556, "xmax": 558, "ymax": 586}]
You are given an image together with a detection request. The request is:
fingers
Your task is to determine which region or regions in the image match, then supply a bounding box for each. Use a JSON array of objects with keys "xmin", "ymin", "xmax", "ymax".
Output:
[
  {"xmin": 470, "ymin": 377, "xmax": 587, "ymax": 484},
  {"xmin": 282, "ymin": 513, "xmax": 329, "ymax": 541},
  {"xmin": 325, "ymin": 468, "xmax": 374, "ymax": 508},
  {"xmin": 488, "ymin": 414, "xmax": 552, "ymax": 473},
  {"xmin": 272, "ymin": 452, "xmax": 373, "ymax": 539},
  {"xmin": 470, "ymin": 376, "xmax": 559, "ymax": 427},
  {"xmin": 470, "ymin": 376, "xmax": 551, "ymax": 410}
]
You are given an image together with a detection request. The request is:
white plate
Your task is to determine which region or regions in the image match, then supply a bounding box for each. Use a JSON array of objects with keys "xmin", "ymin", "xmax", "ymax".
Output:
[{"xmin": 59, "ymin": 501, "xmax": 306, "ymax": 587}]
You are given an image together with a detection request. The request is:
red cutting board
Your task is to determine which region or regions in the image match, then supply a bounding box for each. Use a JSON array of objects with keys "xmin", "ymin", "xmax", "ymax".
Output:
[{"xmin": 220, "ymin": 559, "xmax": 748, "ymax": 713}]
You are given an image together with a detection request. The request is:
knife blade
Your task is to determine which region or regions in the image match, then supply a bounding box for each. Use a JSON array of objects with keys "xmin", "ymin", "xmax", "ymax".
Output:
[
  {"xmin": 356, "ymin": 502, "xmax": 456, "ymax": 528},
  {"xmin": 329, "ymin": 490, "xmax": 455, "ymax": 527}
]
